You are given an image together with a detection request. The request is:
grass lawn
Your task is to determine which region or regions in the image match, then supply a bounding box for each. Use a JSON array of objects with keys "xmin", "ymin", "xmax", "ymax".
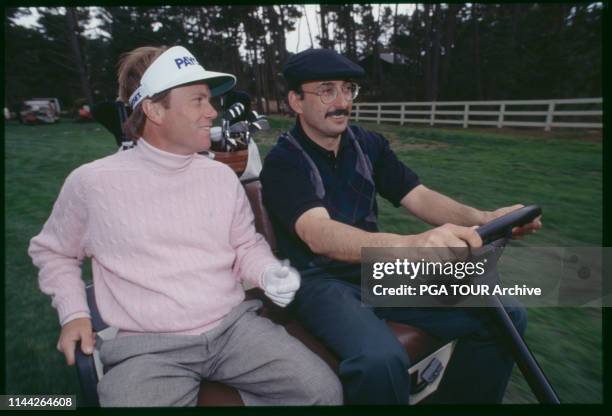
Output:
[{"xmin": 4, "ymin": 116, "xmax": 602, "ymax": 404}]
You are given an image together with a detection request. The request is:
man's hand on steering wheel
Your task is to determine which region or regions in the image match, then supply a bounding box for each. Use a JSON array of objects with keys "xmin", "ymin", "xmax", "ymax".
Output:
[{"xmin": 484, "ymin": 204, "xmax": 543, "ymax": 239}]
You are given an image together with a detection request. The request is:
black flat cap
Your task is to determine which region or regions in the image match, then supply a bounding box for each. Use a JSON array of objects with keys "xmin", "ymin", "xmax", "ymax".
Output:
[{"xmin": 283, "ymin": 48, "xmax": 366, "ymax": 90}]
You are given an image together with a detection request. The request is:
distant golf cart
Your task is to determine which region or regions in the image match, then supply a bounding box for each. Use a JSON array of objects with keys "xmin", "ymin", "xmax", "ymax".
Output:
[{"xmin": 18, "ymin": 98, "xmax": 60, "ymax": 125}]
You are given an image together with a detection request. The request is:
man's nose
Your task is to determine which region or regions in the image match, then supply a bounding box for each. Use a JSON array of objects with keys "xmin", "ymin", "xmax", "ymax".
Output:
[{"xmin": 204, "ymin": 102, "xmax": 218, "ymax": 119}]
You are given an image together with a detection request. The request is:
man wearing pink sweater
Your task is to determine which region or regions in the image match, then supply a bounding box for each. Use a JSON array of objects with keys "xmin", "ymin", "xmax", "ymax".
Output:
[{"xmin": 28, "ymin": 45, "xmax": 342, "ymax": 407}]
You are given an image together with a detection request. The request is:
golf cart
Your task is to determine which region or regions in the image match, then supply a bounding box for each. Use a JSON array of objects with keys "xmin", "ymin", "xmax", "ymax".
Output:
[
  {"xmin": 18, "ymin": 98, "xmax": 60, "ymax": 124},
  {"xmin": 76, "ymin": 97, "xmax": 559, "ymax": 406}
]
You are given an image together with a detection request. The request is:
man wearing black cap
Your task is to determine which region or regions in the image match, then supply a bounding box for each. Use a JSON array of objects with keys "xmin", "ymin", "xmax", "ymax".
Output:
[{"xmin": 260, "ymin": 48, "xmax": 541, "ymax": 405}]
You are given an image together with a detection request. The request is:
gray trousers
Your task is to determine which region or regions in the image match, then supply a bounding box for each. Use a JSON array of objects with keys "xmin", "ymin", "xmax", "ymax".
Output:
[{"xmin": 97, "ymin": 300, "xmax": 342, "ymax": 407}]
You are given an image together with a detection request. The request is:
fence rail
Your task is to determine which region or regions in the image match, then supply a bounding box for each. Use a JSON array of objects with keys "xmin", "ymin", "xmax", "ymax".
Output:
[{"xmin": 351, "ymin": 98, "xmax": 602, "ymax": 131}]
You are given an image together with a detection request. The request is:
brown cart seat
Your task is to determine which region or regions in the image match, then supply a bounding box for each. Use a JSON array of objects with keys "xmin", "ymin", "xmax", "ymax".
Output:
[{"xmin": 196, "ymin": 180, "xmax": 443, "ymax": 406}]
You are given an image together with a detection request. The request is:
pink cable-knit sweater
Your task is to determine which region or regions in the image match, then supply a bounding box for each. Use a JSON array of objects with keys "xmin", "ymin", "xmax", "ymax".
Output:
[{"xmin": 28, "ymin": 138, "xmax": 279, "ymax": 336}]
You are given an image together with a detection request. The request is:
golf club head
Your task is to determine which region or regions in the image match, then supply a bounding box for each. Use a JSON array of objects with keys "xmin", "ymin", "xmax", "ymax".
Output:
[
  {"xmin": 252, "ymin": 118, "xmax": 270, "ymax": 131},
  {"xmin": 224, "ymin": 102, "xmax": 245, "ymax": 122},
  {"xmin": 227, "ymin": 137, "xmax": 242, "ymax": 152},
  {"xmin": 229, "ymin": 121, "xmax": 250, "ymax": 134},
  {"xmin": 223, "ymin": 91, "xmax": 252, "ymax": 123},
  {"xmin": 248, "ymin": 117, "xmax": 270, "ymax": 137},
  {"xmin": 248, "ymin": 110, "xmax": 268, "ymax": 123}
]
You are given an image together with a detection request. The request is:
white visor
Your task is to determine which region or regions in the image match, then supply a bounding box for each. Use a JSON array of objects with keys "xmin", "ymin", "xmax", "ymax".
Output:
[{"xmin": 128, "ymin": 46, "xmax": 236, "ymax": 109}]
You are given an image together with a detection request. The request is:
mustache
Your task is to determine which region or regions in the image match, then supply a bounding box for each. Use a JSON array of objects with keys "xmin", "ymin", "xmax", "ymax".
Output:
[{"xmin": 325, "ymin": 109, "xmax": 350, "ymax": 118}]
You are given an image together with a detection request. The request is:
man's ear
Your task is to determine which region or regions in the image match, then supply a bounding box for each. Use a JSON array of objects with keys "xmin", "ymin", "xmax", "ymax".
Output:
[
  {"xmin": 141, "ymin": 99, "xmax": 164, "ymax": 125},
  {"xmin": 287, "ymin": 91, "xmax": 304, "ymax": 115}
]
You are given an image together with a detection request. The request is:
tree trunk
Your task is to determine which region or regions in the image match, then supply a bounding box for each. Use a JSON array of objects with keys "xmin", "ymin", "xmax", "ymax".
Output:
[
  {"xmin": 440, "ymin": 3, "xmax": 460, "ymax": 94},
  {"xmin": 430, "ymin": 4, "xmax": 442, "ymax": 101},
  {"xmin": 66, "ymin": 7, "xmax": 94, "ymax": 106},
  {"xmin": 350, "ymin": 6, "xmax": 357, "ymax": 59},
  {"xmin": 511, "ymin": 4, "xmax": 522, "ymax": 50},
  {"xmin": 340, "ymin": 5, "xmax": 356, "ymax": 60},
  {"xmin": 472, "ymin": 4, "xmax": 484, "ymax": 100},
  {"xmin": 252, "ymin": 45, "xmax": 264, "ymax": 114},
  {"xmin": 261, "ymin": 40, "xmax": 271, "ymax": 115},
  {"xmin": 230, "ymin": 25, "xmax": 242, "ymax": 86},
  {"xmin": 374, "ymin": 5, "xmax": 384, "ymax": 93},
  {"xmin": 265, "ymin": 6, "xmax": 283, "ymax": 113},
  {"xmin": 303, "ymin": 4, "xmax": 314, "ymax": 48},
  {"xmin": 319, "ymin": 5, "xmax": 327, "ymax": 48},
  {"xmin": 392, "ymin": 3, "xmax": 399, "ymax": 64},
  {"xmin": 423, "ymin": 4, "xmax": 432, "ymax": 100},
  {"xmin": 277, "ymin": 6, "xmax": 288, "ymax": 64}
]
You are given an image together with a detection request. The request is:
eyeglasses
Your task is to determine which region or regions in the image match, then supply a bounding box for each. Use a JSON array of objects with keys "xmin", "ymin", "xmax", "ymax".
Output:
[{"xmin": 301, "ymin": 82, "xmax": 360, "ymax": 104}]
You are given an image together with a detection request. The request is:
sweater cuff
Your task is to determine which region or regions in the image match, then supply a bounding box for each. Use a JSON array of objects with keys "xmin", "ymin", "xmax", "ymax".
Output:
[
  {"xmin": 60, "ymin": 311, "xmax": 92, "ymax": 326},
  {"xmin": 55, "ymin": 295, "xmax": 91, "ymax": 326}
]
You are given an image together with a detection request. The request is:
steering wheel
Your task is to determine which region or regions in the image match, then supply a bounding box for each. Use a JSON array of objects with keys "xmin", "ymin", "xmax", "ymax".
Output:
[
  {"xmin": 476, "ymin": 205, "xmax": 541, "ymax": 245},
  {"xmin": 472, "ymin": 204, "xmax": 559, "ymax": 403}
]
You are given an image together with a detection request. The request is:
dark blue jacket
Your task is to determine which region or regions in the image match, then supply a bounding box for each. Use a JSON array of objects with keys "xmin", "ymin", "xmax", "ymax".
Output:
[{"xmin": 260, "ymin": 120, "xmax": 420, "ymax": 280}]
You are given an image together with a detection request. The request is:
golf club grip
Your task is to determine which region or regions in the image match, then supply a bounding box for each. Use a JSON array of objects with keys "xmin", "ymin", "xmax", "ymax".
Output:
[{"xmin": 477, "ymin": 205, "xmax": 541, "ymax": 244}]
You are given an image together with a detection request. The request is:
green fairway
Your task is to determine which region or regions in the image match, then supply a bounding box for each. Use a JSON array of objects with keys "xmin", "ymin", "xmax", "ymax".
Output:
[{"xmin": 4, "ymin": 116, "xmax": 602, "ymax": 404}]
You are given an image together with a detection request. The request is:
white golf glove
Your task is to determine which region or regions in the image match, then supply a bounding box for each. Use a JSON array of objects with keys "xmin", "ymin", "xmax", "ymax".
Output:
[{"xmin": 262, "ymin": 260, "xmax": 301, "ymax": 308}]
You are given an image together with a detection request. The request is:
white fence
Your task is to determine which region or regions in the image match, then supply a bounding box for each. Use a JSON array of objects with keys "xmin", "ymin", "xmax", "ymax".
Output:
[{"xmin": 351, "ymin": 98, "xmax": 602, "ymax": 131}]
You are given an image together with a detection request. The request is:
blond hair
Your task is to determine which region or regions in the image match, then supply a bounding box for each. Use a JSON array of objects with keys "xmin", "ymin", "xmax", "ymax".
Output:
[{"xmin": 117, "ymin": 46, "xmax": 171, "ymax": 140}]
